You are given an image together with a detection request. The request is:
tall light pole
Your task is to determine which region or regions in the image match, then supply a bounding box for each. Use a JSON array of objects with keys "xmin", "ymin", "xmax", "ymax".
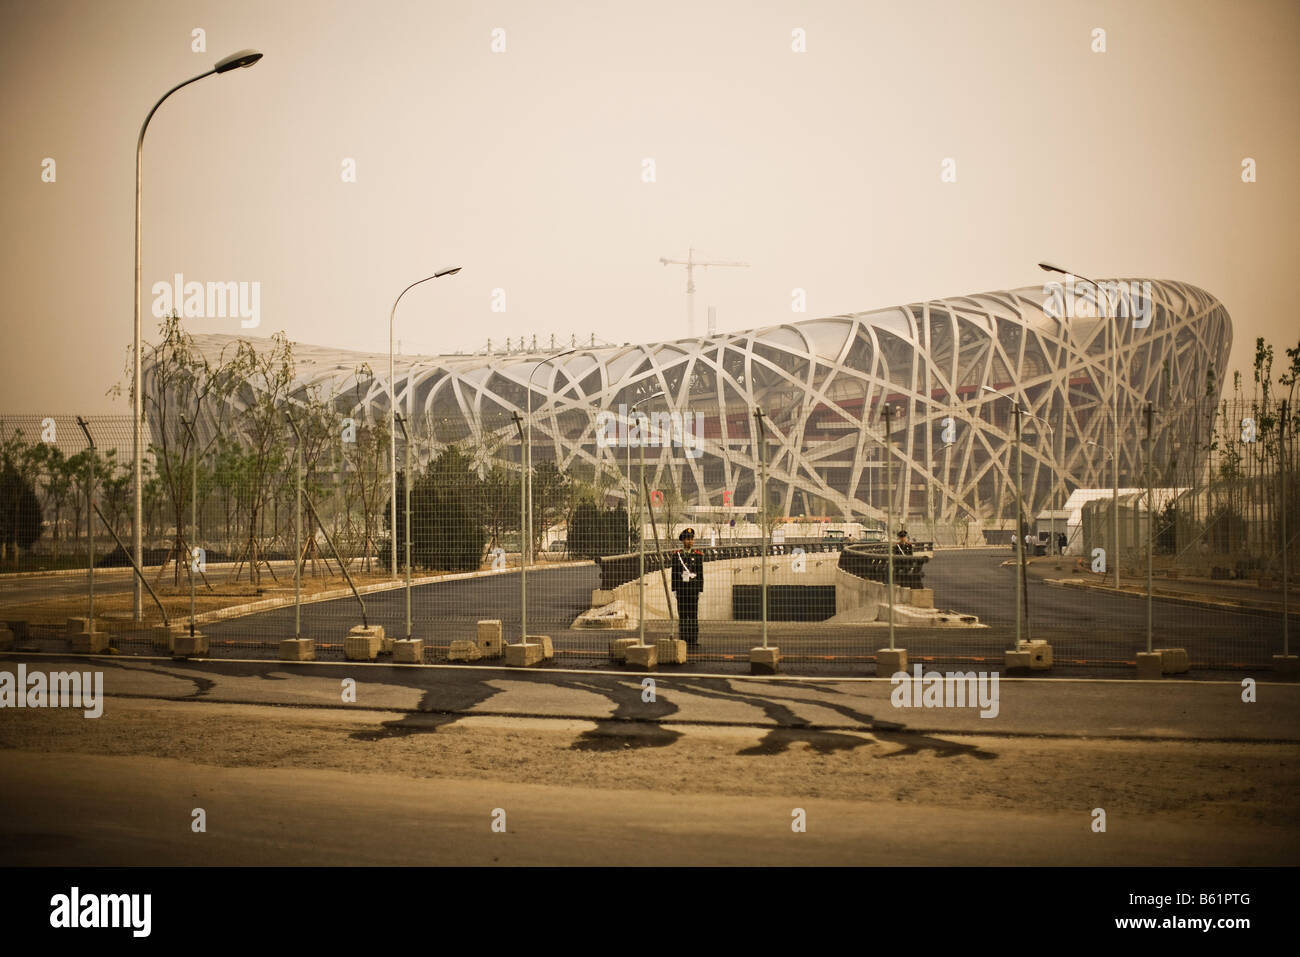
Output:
[
  {"xmin": 1039, "ymin": 262, "xmax": 1121, "ymax": 589},
  {"xmin": 389, "ymin": 267, "xmax": 461, "ymax": 577},
  {"xmin": 985, "ymin": 387, "xmax": 1028, "ymax": 645},
  {"xmin": 133, "ymin": 49, "xmax": 262, "ymax": 620},
  {"xmin": 882, "ymin": 403, "xmax": 896, "ymax": 651},
  {"xmin": 753, "ymin": 406, "xmax": 770, "ymax": 650},
  {"xmin": 75, "ymin": 418, "xmax": 96, "ymax": 632},
  {"xmin": 395, "ymin": 413, "xmax": 412, "ymax": 639}
]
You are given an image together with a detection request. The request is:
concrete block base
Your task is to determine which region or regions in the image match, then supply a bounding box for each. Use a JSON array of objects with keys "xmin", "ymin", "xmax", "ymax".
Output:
[
  {"xmin": 526, "ymin": 635, "xmax": 554, "ymax": 660},
  {"xmin": 1271, "ymin": 654, "xmax": 1298, "ymax": 681},
  {"xmin": 448, "ymin": 639, "xmax": 483, "ymax": 662},
  {"xmin": 476, "ymin": 620, "xmax": 504, "ymax": 658},
  {"xmin": 1157, "ymin": 647, "xmax": 1189, "ymax": 674},
  {"xmin": 875, "ymin": 647, "xmax": 907, "ymax": 676},
  {"xmin": 1135, "ymin": 652, "xmax": 1163, "ymax": 679},
  {"xmin": 279, "ymin": 638, "xmax": 315, "ymax": 661},
  {"xmin": 348, "ymin": 624, "xmax": 382, "ymax": 660},
  {"xmin": 505, "ymin": 642, "xmax": 545, "ymax": 667},
  {"xmin": 66, "ymin": 617, "xmax": 94, "ymax": 637},
  {"xmin": 1004, "ymin": 650, "xmax": 1032, "ymax": 671},
  {"xmin": 610, "ymin": 637, "xmax": 639, "ymax": 663},
  {"xmin": 392, "ymin": 638, "xmax": 424, "ymax": 663},
  {"xmin": 625, "ymin": 643, "xmax": 658, "ymax": 670},
  {"xmin": 173, "ymin": 632, "xmax": 208, "ymax": 657},
  {"xmin": 655, "ymin": 638, "xmax": 687, "ymax": 665},
  {"xmin": 70, "ymin": 632, "xmax": 109, "ymax": 654},
  {"xmin": 344, "ymin": 635, "xmax": 379, "ymax": 661},
  {"xmin": 750, "ymin": 646, "xmax": 780, "ymax": 674},
  {"xmin": 380, "ymin": 636, "xmax": 395, "ymax": 655},
  {"xmin": 150, "ymin": 625, "xmax": 180, "ymax": 653},
  {"xmin": 910, "ymin": 587, "xmax": 935, "ymax": 609},
  {"xmin": 1005, "ymin": 639, "xmax": 1052, "ymax": 672},
  {"xmin": 4, "ymin": 621, "xmax": 28, "ymax": 643}
]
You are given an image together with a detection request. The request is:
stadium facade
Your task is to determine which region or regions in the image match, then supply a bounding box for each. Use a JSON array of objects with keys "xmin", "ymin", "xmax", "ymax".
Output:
[{"xmin": 155, "ymin": 278, "xmax": 1231, "ymax": 534}]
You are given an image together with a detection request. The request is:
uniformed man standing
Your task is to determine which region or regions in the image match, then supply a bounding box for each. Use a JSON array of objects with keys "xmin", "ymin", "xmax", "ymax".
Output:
[{"xmin": 671, "ymin": 527, "xmax": 704, "ymax": 646}]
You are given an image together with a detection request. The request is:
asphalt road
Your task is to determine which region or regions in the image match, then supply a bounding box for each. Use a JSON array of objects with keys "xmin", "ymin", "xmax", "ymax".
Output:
[{"xmin": 8, "ymin": 550, "xmax": 1291, "ymax": 671}]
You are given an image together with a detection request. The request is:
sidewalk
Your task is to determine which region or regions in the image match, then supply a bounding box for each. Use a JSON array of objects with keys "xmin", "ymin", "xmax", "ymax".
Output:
[{"xmin": 1027, "ymin": 557, "xmax": 1296, "ymax": 616}]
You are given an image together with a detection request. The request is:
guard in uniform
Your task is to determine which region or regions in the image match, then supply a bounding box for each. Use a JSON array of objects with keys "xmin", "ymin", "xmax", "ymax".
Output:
[{"xmin": 671, "ymin": 528, "xmax": 705, "ymax": 646}]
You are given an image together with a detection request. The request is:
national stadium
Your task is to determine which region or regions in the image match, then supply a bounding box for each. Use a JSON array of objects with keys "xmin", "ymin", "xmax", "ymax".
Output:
[{"xmin": 154, "ymin": 278, "xmax": 1232, "ymax": 536}]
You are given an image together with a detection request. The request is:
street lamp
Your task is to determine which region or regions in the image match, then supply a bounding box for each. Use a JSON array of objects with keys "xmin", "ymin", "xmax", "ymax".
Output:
[
  {"xmin": 984, "ymin": 386, "xmax": 1029, "ymax": 645},
  {"xmin": 1039, "ymin": 262, "xmax": 1121, "ymax": 589},
  {"xmin": 133, "ymin": 49, "xmax": 263, "ymax": 619},
  {"xmin": 389, "ymin": 267, "xmax": 461, "ymax": 576}
]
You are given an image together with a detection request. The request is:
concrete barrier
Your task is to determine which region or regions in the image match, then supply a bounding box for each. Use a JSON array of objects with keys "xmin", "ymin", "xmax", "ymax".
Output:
[
  {"xmin": 1005, "ymin": 639, "xmax": 1053, "ymax": 672},
  {"xmin": 279, "ymin": 638, "xmax": 315, "ymax": 661},
  {"xmin": 70, "ymin": 632, "xmax": 109, "ymax": 654},
  {"xmin": 527, "ymin": 635, "xmax": 555, "ymax": 660},
  {"xmin": 66, "ymin": 617, "xmax": 93, "ymax": 636},
  {"xmin": 505, "ymin": 642, "xmax": 545, "ymax": 667},
  {"xmin": 344, "ymin": 635, "xmax": 379, "ymax": 661},
  {"xmin": 393, "ymin": 638, "xmax": 424, "ymax": 663},
  {"xmin": 476, "ymin": 620, "xmax": 504, "ymax": 658},
  {"xmin": 1157, "ymin": 648, "xmax": 1189, "ymax": 674},
  {"xmin": 448, "ymin": 639, "xmax": 483, "ymax": 662},
  {"xmin": 346, "ymin": 625, "xmax": 383, "ymax": 660},
  {"xmin": 875, "ymin": 647, "xmax": 907, "ymax": 676},
  {"xmin": 1135, "ymin": 651, "xmax": 1163, "ymax": 679},
  {"xmin": 173, "ymin": 633, "xmax": 208, "ymax": 657},
  {"xmin": 750, "ymin": 646, "xmax": 780, "ymax": 675},
  {"xmin": 655, "ymin": 638, "xmax": 687, "ymax": 665},
  {"xmin": 625, "ymin": 643, "xmax": 657, "ymax": 670},
  {"xmin": 610, "ymin": 637, "xmax": 639, "ymax": 663}
]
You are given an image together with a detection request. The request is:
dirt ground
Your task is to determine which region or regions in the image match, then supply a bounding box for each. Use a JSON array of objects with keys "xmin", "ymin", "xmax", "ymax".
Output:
[{"xmin": 3, "ymin": 696, "xmax": 1297, "ymax": 830}]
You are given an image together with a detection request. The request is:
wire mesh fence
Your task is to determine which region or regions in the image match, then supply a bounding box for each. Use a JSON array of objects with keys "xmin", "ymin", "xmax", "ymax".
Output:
[{"xmin": 1, "ymin": 383, "xmax": 1295, "ymax": 675}]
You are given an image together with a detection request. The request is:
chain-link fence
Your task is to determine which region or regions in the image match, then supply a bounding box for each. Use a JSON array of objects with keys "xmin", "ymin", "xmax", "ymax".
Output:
[{"xmin": 2, "ymin": 384, "xmax": 1295, "ymax": 675}]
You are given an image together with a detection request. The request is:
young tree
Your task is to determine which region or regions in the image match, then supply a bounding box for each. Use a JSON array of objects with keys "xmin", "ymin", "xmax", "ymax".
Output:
[{"xmin": 225, "ymin": 332, "xmax": 296, "ymax": 584}]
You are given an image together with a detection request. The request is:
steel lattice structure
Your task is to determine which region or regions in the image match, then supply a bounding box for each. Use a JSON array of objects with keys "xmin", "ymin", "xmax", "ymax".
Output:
[{"xmin": 154, "ymin": 278, "xmax": 1231, "ymax": 531}]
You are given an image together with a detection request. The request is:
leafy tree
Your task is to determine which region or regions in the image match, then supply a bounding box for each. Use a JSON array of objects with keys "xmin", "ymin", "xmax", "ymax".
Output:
[
  {"xmin": 397, "ymin": 445, "xmax": 486, "ymax": 572},
  {"xmin": 0, "ymin": 464, "xmax": 44, "ymax": 556},
  {"xmin": 568, "ymin": 501, "xmax": 633, "ymax": 558}
]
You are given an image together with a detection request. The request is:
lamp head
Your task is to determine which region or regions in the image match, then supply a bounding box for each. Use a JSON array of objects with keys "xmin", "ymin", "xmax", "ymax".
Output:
[
  {"xmin": 214, "ymin": 50, "xmax": 263, "ymax": 73},
  {"xmin": 434, "ymin": 266, "xmax": 462, "ymax": 278}
]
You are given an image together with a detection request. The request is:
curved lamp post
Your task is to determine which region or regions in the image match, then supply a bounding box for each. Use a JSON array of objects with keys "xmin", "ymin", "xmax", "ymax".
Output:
[
  {"xmin": 1039, "ymin": 261, "xmax": 1121, "ymax": 590},
  {"xmin": 389, "ymin": 267, "xmax": 461, "ymax": 577},
  {"xmin": 132, "ymin": 49, "xmax": 263, "ymax": 619}
]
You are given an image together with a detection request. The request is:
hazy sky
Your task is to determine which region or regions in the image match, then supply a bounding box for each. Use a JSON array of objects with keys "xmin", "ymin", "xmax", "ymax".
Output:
[{"xmin": 2, "ymin": 0, "xmax": 1297, "ymax": 416}]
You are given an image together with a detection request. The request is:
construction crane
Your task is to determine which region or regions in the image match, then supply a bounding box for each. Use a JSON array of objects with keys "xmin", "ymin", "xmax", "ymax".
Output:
[{"xmin": 659, "ymin": 246, "xmax": 749, "ymax": 338}]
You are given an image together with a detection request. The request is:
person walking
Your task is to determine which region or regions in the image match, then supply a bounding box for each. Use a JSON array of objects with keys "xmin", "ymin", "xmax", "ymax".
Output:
[{"xmin": 671, "ymin": 527, "xmax": 704, "ymax": 646}]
